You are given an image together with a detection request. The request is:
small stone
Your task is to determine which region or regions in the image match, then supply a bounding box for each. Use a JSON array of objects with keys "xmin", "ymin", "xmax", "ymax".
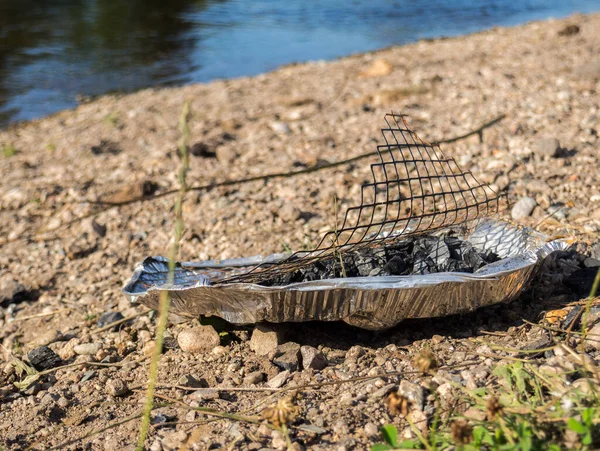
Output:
[
  {"xmin": 584, "ymin": 323, "xmax": 600, "ymax": 351},
  {"xmin": 96, "ymin": 311, "xmax": 125, "ymax": 329},
  {"xmin": 189, "ymin": 388, "xmax": 220, "ymax": 401},
  {"xmin": 558, "ymin": 24, "xmax": 580, "ymax": 36},
  {"xmin": 161, "ymin": 430, "xmax": 188, "ymax": 451},
  {"xmin": 339, "ymin": 392, "xmax": 354, "ymax": 406},
  {"xmin": 73, "ymin": 343, "xmax": 102, "ymax": 356},
  {"xmin": 212, "ymin": 345, "xmax": 228, "ymax": 356},
  {"xmin": 177, "ymin": 375, "xmax": 206, "ymax": 388},
  {"xmin": 364, "ymin": 422, "xmax": 379, "ymax": 437},
  {"xmin": 267, "ymin": 370, "xmax": 290, "ymax": 389},
  {"xmin": 345, "ymin": 345, "xmax": 365, "ymax": 361},
  {"xmin": 270, "ymin": 121, "xmax": 291, "ymax": 135},
  {"xmin": 584, "ymin": 257, "xmax": 600, "ymax": 268},
  {"xmin": 463, "ymin": 407, "xmax": 486, "ymax": 421},
  {"xmin": 243, "ymin": 371, "xmax": 264, "ymax": 386},
  {"xmin": 249, "ymin": 324, "xmax": 283, "ymax": 356},
  {"xmin": 177, "ymin": 326, "xmax": 220, "ymax": 353},
  {"xmin": 27, "ymin": 346, "xmax": 61, "ymax": 371},
  {"xmin": 398, "ymin": 380, "xmax": 425, "ymax": 411},
  {"xmin": 273, "ymin": 342, "xmax": 301, "ymax": 372},
  {"xmin": 0, "ymin": 279, "xmax": 30, "ymax": 305},
  {"xmin": 278, "ymin": 204, "xmax": 301, "ymax": 222},
  {"xmin": 106, "ymin": 379, "xmax": 128, "ymax": 397},
  {"xmin": 216, "ymin": 146, "xmax": 237, "ymax": 165},
  {"xmin": 535, "ymin": 138, "xmax": 560, "ymax": 158},
  {"xmin": 370, "ymin": 383, "xmax": 396, "ymax": 399},
  {"xmin": 511, "ymin": 197, "xmax": 537, "ymax": 220},
  {"xmin": 272, "ymin": 430, "xmax": 287, "ymax": 449},
  {"xmin": 359, "ymin": 59, "xmax": 393, "ymax": 78},
  {"xmin": 301, "ymin": 346, "xmax": 328, "ymax": 370}
]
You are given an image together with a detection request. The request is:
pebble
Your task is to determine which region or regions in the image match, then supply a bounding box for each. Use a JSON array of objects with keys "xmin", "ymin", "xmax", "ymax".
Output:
[
  {"xmin": 370, "ymin": 383, "xmax": 396, "ymax": 399},
  {"xmin": 243, "ymin": 371, "xmax": 264, "ymax": 386},
  {"xmin": 161, "ymin": 430, "xmax": 188, "ymax": 451},
  {"xmin": 27, "ymin": 346, "xmax": 61, "ymax": 371},
  {"xmin": 212, "ymin": 345, "xmax": 228, "ymax": 356},
  {"xmin": 364, "ymin": 422, "xmax": 379, "ymax": 438},
  {"xmin": 511, "ymin": 196, "xmax": 537, "ymax": 220},
  {"xmin": 177, "ymin": 326, "xmax": 220, "ymax": 353},
  {"xmin": 216, "ymin": 146, "xmax": 237, "ymax": 165},
  {"xmin": 345, "ymin": 345, "xmax": 365, "ymax": 361},
  {"xmin": 584, "ymin": 323, "xmax": 600, "ymax": 351},
  {"xmin": 273, "ymin": 342, "xmax": 301, "ymax": 371},
  {"xmin": 536, "ymin": 137, "xmax": 560, "ymax": 158},
  {"xmin": 301, "ymin": 346, "xmax": 328, "ymax": 370},
  {"xmin": 339, "ymin": 392, "xmax": 354, "ymax": 406},
  {"xmin": 189, "ymin": 388, "xmax": 220, "ymax": 401},
  {"xmin": 177, "ymin": 374, "xmax": 206, "ymax": 388},
  {"xmin": 106, "ymin": 379, "xmax": 128, "ymax": 397},
  {"xmin": 96, "ymin": 311, "xmax": 124, "ymax": 329},
  {"xmin": 398, "ymin": 380, "xmax": 425, "ymax": 411},
  {"xmin": 267, "ymin": 370, "xmax": 290, "ymax": 389},
  {"xmin": 249, "ymin": 324, "xmax": 283, "ymax": 356},
  {"xmin": 0, "ymin": 279, "xmax": 28, "ymax": 305},
  {"xmin": 73, "ymin": 343, "xmax": 102, "ymax": 356},
  {"xmin": 270, "ymin": 121, "xmax": 291, "ymax": 135}
]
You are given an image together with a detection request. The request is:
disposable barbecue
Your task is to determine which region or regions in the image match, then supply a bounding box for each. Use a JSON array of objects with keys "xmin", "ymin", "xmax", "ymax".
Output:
[{"xmin": 123, "ymin": 113, "xmax": 565, "ymax": 329}]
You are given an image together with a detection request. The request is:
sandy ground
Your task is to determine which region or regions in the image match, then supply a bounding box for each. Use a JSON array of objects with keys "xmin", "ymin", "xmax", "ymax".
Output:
[{"xmin": 0, "ymin": 12, "xmax": 599, "ymax": 451}]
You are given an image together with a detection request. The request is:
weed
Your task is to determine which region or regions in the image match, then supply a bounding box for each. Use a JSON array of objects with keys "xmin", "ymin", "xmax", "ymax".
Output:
[
  {"xmin": 103, "ymin": 112, "xmax": 122, "ymax": 128},
  {"xmin": 1, "ymin": 143, "xmax": 18, "ymax": 157},
  {"xmin": 136, "ymin": 101, "xmax": 191, "ymax": 450}
]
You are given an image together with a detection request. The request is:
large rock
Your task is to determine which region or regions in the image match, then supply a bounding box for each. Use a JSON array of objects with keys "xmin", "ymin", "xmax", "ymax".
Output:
[
  {"xmin": 249, "ymin": 324, "xmax": 283, "ymax": 356},
  {"xmin": 177, "ymin": 326, "xmax": 220, "ymax": 353}
]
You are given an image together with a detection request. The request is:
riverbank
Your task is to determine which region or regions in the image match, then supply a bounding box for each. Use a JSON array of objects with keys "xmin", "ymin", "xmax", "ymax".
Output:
[{"xmin": 1, "ymin": 12, "xmax": 599, "ymax": 450}]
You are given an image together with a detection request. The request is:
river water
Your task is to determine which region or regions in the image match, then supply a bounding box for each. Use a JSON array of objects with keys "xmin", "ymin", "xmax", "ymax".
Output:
[{"xmin": 1, "ymin": 0, "xmax": 598, "ymax": 127}]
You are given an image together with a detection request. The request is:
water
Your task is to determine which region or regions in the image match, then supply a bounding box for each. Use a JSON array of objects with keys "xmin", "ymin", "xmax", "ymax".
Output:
[{"xmin": 1, "ymin": 0, "xmax": 598, "ymax": 127}]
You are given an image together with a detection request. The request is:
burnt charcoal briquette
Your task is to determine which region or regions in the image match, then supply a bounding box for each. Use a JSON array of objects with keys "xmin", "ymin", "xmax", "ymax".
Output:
[
  {"xmin": 28, "ymin": 346, "xmax": 61, "ymax": 371},
  {"xmin": 383, "ymin": 255, "xmax": 407, "ymax": 275},
  {"xmin": 259, "ymin": 233, "xmax": 500, "ymax": 286}
]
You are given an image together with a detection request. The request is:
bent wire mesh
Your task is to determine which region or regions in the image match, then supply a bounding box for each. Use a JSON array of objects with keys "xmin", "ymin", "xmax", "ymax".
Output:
[{"xmin": 218, "ymin": 113, "xmax": 502, "ymax": 284}]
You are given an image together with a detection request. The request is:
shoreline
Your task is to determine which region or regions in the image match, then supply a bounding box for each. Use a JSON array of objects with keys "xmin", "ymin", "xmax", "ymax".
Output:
[
  {"xmin": 1, "ymin": 11, "xmax": 600, "ymax": 449},
  {"xmin": 2, "ymin": 10, "xmax": 596, "ymax": 132}
]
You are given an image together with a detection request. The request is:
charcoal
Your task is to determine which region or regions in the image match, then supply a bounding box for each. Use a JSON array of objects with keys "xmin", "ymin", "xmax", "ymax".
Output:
[
  {"xmin": 28, "ymin": 346, "xmax": 61, "ymax": 371},
  {"xmin": 383, "ymin": 255, "xmax": 406, "ymax": 275},
  {"xmin": 565, "ymin": 267, "xmax": 599, "ymax": 296},
  {"xmin": 260, "ymin": 233, "xmax": 499, "ymax": 286}
]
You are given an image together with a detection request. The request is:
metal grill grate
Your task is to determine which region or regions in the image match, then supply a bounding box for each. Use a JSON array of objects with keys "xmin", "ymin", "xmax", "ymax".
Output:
[{"xmin": 218, "ymin": 113, "xmax": 503, "ymax": 284}]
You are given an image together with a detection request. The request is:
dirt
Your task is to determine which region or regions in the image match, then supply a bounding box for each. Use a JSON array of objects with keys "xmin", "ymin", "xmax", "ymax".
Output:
[{"xmin": 1, "ymin": 12, "xmax": 600, "ymax": 451}]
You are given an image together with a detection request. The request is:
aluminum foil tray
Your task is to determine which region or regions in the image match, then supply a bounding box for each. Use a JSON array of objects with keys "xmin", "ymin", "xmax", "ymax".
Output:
[{"xmin": 123, "ymin": 219, "xmax": 566, "ymax": 330}]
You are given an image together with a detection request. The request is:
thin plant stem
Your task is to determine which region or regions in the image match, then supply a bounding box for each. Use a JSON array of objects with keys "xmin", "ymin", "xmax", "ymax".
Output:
[
  {"xmin": 136, "ymin": 101, "xmax": 191, "ymax": 450},
  {"xmin": 333, "ymin": 194, "xmax": 347, "ymax": 278}
]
